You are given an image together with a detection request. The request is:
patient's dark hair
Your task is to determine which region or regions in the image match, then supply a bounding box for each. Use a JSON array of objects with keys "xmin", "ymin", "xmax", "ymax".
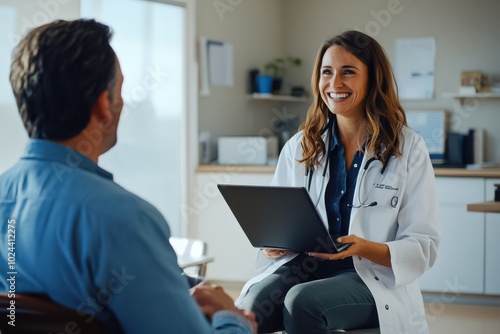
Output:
[{"xmin": 10, "ymin": 19, "xmax": 116, "ymax": 140}]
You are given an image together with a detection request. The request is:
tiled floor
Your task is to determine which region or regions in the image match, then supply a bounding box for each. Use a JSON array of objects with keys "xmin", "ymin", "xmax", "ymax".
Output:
[
  {"xmin": 425, "ymin": 303, "xmax": 500, "ymax": 334},
  {"xmin": 216, "ymin": 281, "xmax": 500, "ymax": 334}
]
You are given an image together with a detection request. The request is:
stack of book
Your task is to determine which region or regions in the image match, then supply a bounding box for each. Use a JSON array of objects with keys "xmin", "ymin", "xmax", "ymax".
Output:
[
  {"xmin": 463, "ymin": 128, "xmax": 500, "ymax": 169},
  {"xmin": 464, "ymin": 128, "xmax": 485, "ymax": 165}
]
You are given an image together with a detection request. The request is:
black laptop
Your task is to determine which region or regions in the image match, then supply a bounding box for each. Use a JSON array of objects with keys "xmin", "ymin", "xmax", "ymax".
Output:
[{"xmin": 217, "ymin": 184, "xmax": 350, "ymax": 253}]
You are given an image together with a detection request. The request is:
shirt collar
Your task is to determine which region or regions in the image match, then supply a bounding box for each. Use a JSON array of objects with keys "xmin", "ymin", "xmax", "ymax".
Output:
[
  {"xmin": 329, "ymin": 119, "xmax": 370, "ymax": 153},
  {"xmin": 22, "ymin": 139, "xmax": 113, "ymax": 180},
  {"xmin": 329, "ymin": 119, "xmax": 341, "ymax": 151}
]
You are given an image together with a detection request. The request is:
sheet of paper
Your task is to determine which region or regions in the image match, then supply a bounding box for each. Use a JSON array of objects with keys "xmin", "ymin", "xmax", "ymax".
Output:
[
  {"xmin": 207, "ymin": 40, "xmax": 233, "ymax": 86},
  {"xmin": 406, "ymin": 110, "xmax": 446, "ymax": 160},
  {"xmin": 395, "ymin": 37, "xmax": 436, "ymax": 100},
  {"xmin": 198, "ymin": 36, "xmax": 210, "ymax": 96}
]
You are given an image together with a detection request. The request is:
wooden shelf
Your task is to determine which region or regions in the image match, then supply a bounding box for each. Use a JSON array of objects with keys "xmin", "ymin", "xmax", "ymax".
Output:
[
  {"xmin": 249, "ymin": 93, "xmax": 309, "ymax": 102},
  {"xmin": 442, "ymin": 92, "xmax": 500, "ymax": 99},
  {"xmin": 467, "ymin": 201, "xmax": 500, "ymax": 213},
  {"xmin": 197, "ymin": 164, "xmax": 275, "ymax": 174},
  {"xmin": 433, "ymin": 168, "xmax": 500, "ymax": 178}
]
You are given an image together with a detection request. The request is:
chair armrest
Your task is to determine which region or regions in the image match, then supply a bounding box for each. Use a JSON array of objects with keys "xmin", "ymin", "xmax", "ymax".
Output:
[{"xmin": 177, "ymin": 255, "xmax": 214, "ymax": 269}]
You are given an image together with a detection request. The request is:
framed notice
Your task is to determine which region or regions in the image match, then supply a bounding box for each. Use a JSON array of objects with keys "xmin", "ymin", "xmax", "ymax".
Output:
[
  {"xmin": 406, "ymin": 110, "xmax": 447, "ymax": 162},
  {"xmin": 395, "ymin": 37, "xmax": 436, "ymax": 100}
]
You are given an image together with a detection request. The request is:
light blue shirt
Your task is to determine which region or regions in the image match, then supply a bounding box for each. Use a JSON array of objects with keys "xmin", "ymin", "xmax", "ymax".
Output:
[{"xmin": 0, "ymin": 139, "xmax": 252, "ymax": 334}]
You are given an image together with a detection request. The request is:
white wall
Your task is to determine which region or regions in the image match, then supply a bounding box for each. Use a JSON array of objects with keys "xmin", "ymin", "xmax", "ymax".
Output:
[
  {"xmin": 196, "ymin": 0, "xmax": 287, "ymax": 146},
  {"xmin": 283, "ymin": 0, "xmax": 500, "ymax": 162},
  {"xmin": 198, "ymin": 0, "xmax": 500, "ymax": 163},
  {"xmin": 0, "ymin": 0, "xmax": 80, "ymax": 173}
]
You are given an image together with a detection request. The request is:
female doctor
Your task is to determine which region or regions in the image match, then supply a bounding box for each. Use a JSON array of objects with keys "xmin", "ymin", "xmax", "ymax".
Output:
[{"xmin": 237, "ymin": 30, "xmax": 440, "ymax": 334}]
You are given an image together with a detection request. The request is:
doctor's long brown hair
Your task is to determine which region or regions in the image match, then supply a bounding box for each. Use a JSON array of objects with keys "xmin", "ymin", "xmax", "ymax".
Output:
[{"xmin": 299, "ymin": 30, "xmax": 407, "ymax": 170}]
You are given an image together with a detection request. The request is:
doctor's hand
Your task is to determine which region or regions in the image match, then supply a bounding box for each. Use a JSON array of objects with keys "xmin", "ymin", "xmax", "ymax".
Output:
[
  {"xmin": 263, "ymin": 248, "xmax": 296, "ymax": 259},
  {"xmin": 306, "ymin": 234, "xmax": 392, "ymax": 268}
]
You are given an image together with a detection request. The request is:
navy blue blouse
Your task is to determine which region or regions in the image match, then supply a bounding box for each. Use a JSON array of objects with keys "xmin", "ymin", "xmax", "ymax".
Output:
[{"xmin": 324, "ymin": 121, "xmax": 363, "ymax": 271}]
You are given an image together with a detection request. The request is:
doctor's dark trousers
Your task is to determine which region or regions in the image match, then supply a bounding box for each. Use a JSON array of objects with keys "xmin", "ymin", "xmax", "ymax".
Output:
[{"xmin": 237, "ymin": 253, "xmax": 379, "ymax": 334}]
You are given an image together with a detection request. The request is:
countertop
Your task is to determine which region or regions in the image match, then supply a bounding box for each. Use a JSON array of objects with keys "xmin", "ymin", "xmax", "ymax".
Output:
[
  {"xmin": 467, "ymin": 201, "xmax": 500, "ymax": 213},
  {"xmin": 197, "ymin": 165, "xmax": 500, "ymax": 178},
  {"xmin": 433, "ymin": 168, "xmax": 500, "ymax": 177},
  {"xmin": 196, "ymin": 164, "xmax": 276, "ymax": 174}
]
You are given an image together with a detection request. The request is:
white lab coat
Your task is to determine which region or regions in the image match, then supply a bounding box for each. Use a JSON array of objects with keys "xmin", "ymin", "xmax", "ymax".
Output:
[{"xmin": 238, "ymin": 126, "xmax": 440, "ymax": 334}]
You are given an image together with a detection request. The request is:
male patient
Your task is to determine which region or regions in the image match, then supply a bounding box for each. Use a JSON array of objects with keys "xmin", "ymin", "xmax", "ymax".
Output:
[{"xmin": 0, "ymin": 19, "xmax": 255, "ymax": 333}]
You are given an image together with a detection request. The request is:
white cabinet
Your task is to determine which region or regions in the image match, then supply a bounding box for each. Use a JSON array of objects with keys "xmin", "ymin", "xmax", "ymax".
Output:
[
  {"xmin": 420, "ymin": 176, "xmax": 500, "ymax": 296},
  {"xmin": 419, "ymin": 177, "xmax": 485, "ymax": 294},
  {"xmin": 485, "ymin": 178, "xmax": 500, "ymax": 295},
  {"xmin": 485, "ymin": 213, "xmax": 500, "ymax": 295},
  {"xmin": 191, "ymin": 172, "xmax": 273, "ymax": 282},
  {"xmin": 485, "ymin": 179, "xmax": 500, "ymax": 200}
]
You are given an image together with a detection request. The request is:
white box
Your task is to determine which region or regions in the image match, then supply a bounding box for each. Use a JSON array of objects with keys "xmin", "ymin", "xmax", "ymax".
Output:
[
  {"xmin": 458, "ymin": 85, "xmax": 477, "ymax": 95},
  {"xmin": 218, "ymin": 136, "xmax": 278, "ymax": 165}
]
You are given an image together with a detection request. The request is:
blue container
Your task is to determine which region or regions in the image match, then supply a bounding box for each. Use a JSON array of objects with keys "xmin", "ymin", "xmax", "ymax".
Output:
[{"xmin": 256, "ymin": 75, "xmax": 273, "ymax": 94}]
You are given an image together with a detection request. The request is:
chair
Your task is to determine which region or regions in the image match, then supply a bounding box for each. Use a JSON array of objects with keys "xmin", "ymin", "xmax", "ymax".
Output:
[
  {"xmin": 170, "ymin": 237, "xmax": 214, "ymax": 277},
  {"xmin": 0, "ymin": 293, "xmax": 107, "ymax": 334}
]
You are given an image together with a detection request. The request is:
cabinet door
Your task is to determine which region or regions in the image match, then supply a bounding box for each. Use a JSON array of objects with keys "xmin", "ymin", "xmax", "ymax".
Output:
[
  {"xmin": 191, "ymin": 173, "xmax": 273, "ymax": 282},
  {"xmin": 485, "ymin": 178, "xmax": 500, "ymax": 295},
  {"xmin": 485, "ymin": 213, "xmax": 500, "ymax": 295},
  {"xmin": 419, "ymin": 177, "xmax": 485, "ymax": 294},
  {"xmin": 485, "ymin": 178, "xmax": 500, "ymax": 201}
]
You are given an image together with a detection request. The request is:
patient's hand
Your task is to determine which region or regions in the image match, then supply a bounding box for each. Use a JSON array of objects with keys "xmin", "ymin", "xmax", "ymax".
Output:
[
  {"xmin": 191, "ymin": 282, "xmax": 257, "ymax": 332},
  {"xmin": 263, "ymin": 249, "xmax": 295, "ymax": 259},
  {"xmin": 191, "ymin": 281, "xmax": 238, "ymax": 318}
]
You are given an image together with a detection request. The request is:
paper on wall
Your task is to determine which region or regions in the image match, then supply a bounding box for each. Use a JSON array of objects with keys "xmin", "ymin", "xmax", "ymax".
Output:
[
  {"xmin": 207, "ymin": 40, "xmax": 234, "ymax": 87},
  {"xmin": 395, "ymin": 37, "xmax": 436, "ymax": 100},
  {"xmin": 199, "ymin": 36, "xmax": 210, "ymax": 96}
]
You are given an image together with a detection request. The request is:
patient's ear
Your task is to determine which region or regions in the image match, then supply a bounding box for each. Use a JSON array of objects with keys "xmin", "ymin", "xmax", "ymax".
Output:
[{"xmin": 91, "ymin": 90, "xmax": 112, "ymax": 120}]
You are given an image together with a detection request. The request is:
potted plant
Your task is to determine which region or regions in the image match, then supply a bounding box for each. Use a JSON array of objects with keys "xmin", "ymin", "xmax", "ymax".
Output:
[
  {"xmin": 264, "ymin": 56, "xmax": 302, "ymax": 94},
  {"xmin": 256, "ymin": 73, "xmax": 273, "ymax": 94}
]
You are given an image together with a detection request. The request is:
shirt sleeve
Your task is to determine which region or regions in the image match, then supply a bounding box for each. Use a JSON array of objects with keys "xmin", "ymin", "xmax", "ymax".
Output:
[
  {"xmin": 212, "ymin": 311, "xmax": 254, "ymax": 333},
  {"xmin": 89, "ymin": 199, "xmax": 253, "ymax": 334}
]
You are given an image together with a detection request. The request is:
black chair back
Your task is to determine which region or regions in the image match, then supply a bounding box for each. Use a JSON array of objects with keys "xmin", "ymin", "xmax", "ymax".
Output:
[{"xmin": 0, "ymin": 293, "xmax": 107, "ymax": 334}]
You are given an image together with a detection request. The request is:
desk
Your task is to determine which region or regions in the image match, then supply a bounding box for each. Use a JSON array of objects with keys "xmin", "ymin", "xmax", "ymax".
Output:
[{"xmin": 467, "ymin": 201, "xmax": 500, "ymax": 213}]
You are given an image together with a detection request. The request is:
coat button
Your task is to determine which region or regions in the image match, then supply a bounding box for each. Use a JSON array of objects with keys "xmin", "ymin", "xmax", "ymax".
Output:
[
  {"xmin": 358, "ymin": 256, "xmax": 362, "ymax": 260},
  {"xmin": 374, "ymin": 276, "xmax": 379, "ymax": 281},
  {"xmin": 385, "ymin": 305, "xmax": 389, "ymax": 310}
]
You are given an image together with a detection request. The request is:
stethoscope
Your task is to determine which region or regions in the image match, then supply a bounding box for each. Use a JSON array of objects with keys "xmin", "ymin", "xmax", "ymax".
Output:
[
  {"xmin": 353, "ymin": 153, "xmax": 391, "ymax": 208},
  {"xmin": 304, "ymin": 119, "xmax": 395, "ymax": 208}
]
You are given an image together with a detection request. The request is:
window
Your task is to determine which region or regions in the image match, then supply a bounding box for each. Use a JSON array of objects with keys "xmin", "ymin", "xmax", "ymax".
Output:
[{"xmin": 81, "ymin": 0, "xmax": 188, "ymax": 235}]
